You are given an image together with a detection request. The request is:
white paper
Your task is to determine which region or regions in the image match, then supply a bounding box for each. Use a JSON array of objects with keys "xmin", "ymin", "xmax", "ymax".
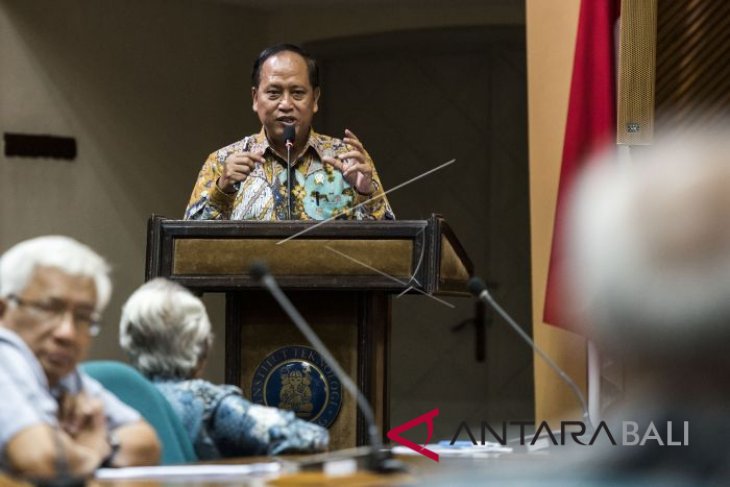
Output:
[
  {"xmin": 96, "ymin": 462, "xmax": 281, "ymax": 480},
  {"xmin": 392, "ymin": 442, "xmax": 513, "ymax": 458}
]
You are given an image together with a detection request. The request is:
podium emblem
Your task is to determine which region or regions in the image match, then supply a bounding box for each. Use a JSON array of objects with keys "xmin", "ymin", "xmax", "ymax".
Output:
[{"xmin": 251, "ymin": 345, "xmax": 342, "ymax": 428}]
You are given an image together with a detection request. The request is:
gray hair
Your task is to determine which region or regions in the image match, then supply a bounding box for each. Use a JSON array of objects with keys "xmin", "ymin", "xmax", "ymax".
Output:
[
  {"xmin": 566, "ymin": 129, "xmax": 730, "ymax": 356},
  {"xmin": 119, "ymin": 278, "xmax": 212, "ymax": 379},
  {"xmin": 0, "ymin": 235, "xmax": 112, "ymax": 311}
]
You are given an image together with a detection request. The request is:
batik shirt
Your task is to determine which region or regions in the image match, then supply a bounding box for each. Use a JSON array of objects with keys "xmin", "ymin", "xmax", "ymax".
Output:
[
  {"xmin": 184, "ymin": 129, "xmax": 395, "ymax": 221},
  {"xmin": 153, "ymin": 378, "xmax": 329, "ymax": 459}
]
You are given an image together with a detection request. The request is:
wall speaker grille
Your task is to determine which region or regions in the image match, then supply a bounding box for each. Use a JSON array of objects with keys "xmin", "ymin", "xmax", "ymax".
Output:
[{"xmin": 617, "ymin": 0, "xmax": 658, "ymax": 145}]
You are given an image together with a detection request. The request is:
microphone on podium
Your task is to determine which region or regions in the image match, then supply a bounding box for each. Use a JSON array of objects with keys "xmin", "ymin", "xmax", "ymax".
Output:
[
  {"xmin": 467, "ymin": 277, "xmax": 592, "ymax": 427},
  {"xmin": 250, "ymin": 262, "xmax": 405, "ymax": 473},
  {"xmin": 283, "ymin": 124, "xmax": 295, "ymax": 151}
]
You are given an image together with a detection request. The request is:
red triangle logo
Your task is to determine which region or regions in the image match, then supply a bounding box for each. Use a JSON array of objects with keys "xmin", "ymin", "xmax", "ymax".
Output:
[{"xmin": 386, "ymin": 408, "xmax": 440, "ymax": 462}]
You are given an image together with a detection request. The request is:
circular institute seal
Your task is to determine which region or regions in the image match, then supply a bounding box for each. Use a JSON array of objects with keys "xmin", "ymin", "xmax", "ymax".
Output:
[{"xmin": 251, "ymin": 345, "xmax": 342, "ymax": 428}]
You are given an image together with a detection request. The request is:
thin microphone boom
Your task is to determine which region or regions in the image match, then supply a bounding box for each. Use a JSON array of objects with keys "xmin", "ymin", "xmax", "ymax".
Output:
[
  {"xmin": 283, "ymin": 125, "xmax": 295, "ymax": 220},
  {"xmin": 467, "ymin": 277, "xmax": 592, "ymax": 426},
  {"xmin": 250, "ymin": 262, "xmax": 403, "ymax": 473}
]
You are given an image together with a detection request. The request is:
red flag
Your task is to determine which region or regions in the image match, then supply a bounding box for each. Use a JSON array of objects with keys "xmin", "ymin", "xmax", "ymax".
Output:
[{"xmin": 543, "ymin": 0, "xmax": 620, "ymax": 329}]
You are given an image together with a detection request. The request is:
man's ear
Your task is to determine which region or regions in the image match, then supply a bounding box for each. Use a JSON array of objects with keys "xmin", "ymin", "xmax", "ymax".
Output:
[
  {"xmin": 252, "ymin": 86, "xmax": 258, "ymax": 112},
  {"xmin": 313, "ymin": 87, "xmax": 320, "ymax": 114}
]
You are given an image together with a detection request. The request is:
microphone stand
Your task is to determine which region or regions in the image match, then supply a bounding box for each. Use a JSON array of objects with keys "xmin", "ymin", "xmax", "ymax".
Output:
[
  {"xmin": 286, "ymin": 143, "xmax": 292, "ymax": 220},
  {"xmin": 283, "ymin": 125, "xmax": 295, "ymax": 220},
  {"xmin": 250, "ymin": 263, "xmax": 405, "ymax": 473},
  {"xmin": 468, "ymin": 278, "xmax": 592, "ymax": 430}
]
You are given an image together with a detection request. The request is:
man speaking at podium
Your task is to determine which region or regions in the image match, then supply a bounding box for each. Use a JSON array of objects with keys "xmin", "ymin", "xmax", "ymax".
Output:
[{"xmin": 185, "ymin": 44, "xmax": 394, "ymax": 221}]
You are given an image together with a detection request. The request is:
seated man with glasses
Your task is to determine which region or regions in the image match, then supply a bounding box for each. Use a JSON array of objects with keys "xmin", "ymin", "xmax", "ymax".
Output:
[{"xmin": 0, "ymin": 236, "xmax": 160, "ymax": 478}]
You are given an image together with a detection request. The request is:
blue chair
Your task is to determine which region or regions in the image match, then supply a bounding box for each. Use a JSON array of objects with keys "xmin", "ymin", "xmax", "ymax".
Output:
[{"xmin": 80, "ymin": 360, "xmax": 197, "ymax": 465}]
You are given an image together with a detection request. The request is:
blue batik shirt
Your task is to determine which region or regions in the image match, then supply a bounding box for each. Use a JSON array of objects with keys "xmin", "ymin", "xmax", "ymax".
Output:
[{"xmin": 152, "ymin": 378, "xmax": 329, "ymax": 459}]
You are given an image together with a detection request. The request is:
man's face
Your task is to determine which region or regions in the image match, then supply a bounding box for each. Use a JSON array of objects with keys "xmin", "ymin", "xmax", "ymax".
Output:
[
  {"xmin": 0, "ymin": 266, "xmax": 97, "ymax": 386},
  {"xmin": 252, "ymin": 50, "xmax": 320, "ymax": 149}
]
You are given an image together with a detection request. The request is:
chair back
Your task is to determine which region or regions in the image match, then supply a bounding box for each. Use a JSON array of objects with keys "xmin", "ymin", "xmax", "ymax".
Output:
[{"xmin": 81, "ymin": 360, "xmax": 197, "ymax": 464}]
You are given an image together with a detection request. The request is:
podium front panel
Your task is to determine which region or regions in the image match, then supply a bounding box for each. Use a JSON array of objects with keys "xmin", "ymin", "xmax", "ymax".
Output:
[
  {"xmin": 173, "ymin": 238, "xmax": 413, "ymax": 278},
  {"xmin": 226, "ymin": 290, "xmax": 388, "ymax": 450}
]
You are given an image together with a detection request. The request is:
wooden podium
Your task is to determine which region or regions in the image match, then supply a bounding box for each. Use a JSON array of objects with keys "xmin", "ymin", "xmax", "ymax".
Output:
[{"xmin": 145, "ymin": 215, "xmax": 472, "ymax": 449}]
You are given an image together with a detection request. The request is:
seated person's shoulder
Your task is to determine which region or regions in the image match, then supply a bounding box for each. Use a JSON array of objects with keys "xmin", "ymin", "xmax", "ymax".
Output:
[
  {"xmin": 0, "ymin": 355, "xmax": 48, "ymax": 442},
  {"xmin": 155, "ymin": 378, "xmax": 241, "ymax": 410},
  {"xmin": 185, "ymin": 379, "xmax": 242, "ymax": 403},
  {"xmin": 0, "ymin": 340, "xmax": 35, "ymax": 381},
  {"xmin": 0, "ymin": 340, "xmax": 59, "ymax": 472},
  {"xmin": 0, "ymin": 332, "xmax": 56, "ymax": 423}
]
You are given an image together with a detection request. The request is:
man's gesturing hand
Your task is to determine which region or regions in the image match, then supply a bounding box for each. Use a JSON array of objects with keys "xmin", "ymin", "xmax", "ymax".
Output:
[
  {"xmin": 323, "ymin": 129, "xmax": 374, "ymax": 195},
  {"xmin": 217, "ymin": 151, "xmax": 264, "ymax": 194}
]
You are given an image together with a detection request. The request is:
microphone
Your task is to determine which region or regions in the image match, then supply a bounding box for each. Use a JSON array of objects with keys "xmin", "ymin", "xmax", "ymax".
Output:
[
  {"xmin": 283, "ymin": 125, "xmax": 295, "ymax": 151},
  {"xmin": 283, "ymin": 125, "xmax": 295, "ymax": 220},
  {"xmin": 467, "ymin": 277, "xmax": 592, "ymax": 427},
  {"xmin": 250, "ymin": 262, "xmax": 405, "ymax": 473}
]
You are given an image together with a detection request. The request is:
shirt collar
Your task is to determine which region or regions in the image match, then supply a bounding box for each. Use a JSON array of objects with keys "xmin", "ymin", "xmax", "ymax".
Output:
[
  {"xmin": 253, "ymin": 127, "xmax": 326, "ymax": 160},
  {"xmin": 0, "ymin": 326, "xmax": 81, "ymax": 395}
]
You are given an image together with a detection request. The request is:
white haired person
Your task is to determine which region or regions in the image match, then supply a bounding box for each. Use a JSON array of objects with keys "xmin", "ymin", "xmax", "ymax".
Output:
[
  {"xmin": 0, "ymin": 236, "xmax": 160, "ymax": 478},
  {"xmin": 119, "ymin": 278, "xmax": 329, "ymax": 459},
  {"xmin": 565, "ymin": 129, "xmax": 730, "ymax": 482}
]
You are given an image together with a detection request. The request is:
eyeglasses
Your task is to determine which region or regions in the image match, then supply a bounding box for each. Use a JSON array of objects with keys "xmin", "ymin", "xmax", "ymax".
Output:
[{"xmin": 6, "ymin": 294, "xmax": 102, "ymax": 337}]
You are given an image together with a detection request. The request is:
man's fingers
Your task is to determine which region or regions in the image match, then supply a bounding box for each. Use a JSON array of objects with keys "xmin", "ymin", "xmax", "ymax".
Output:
[
  {"xmin": 343, "ymin": 138, "xmax": 364, "ymax": 153},
  {"xmin": 344, "ymin": 128, "xmax": 360, "ymax": 142},
  {"xmin": 61, "ymin": 395, "xmax": 81, "ymax": 431},
  {"xmin": 344, "ymin": 129, "xmax": 366, "ymax": 151},
  {"xmin": 323, "ymin": 156, "xmax": 344, "ymax": 172},
  {"xmin": 60, "ymin": 393, "xmax": 74, "ymax": 416},
  {"xmin": 221, "ymin": 153, "xmax": 261, "ymax": 190},
  {"xmin": 227, "ymin": 163, "xmax": 252, "ymax": 176},
  {"xmin": 228, "ymin": 155, "xmax": 261, "ymax": 169},
  {"xmin": 343, "ymin": 163, "xmax": 372, "ymax": 177},
  {"xmin": 246, "ymin": 152, "xmax": 265, "ymax": 164},
  {"xmin": 78, "ymin": 397, "xmax": 105, "ymax": 429},
  {"xmin": 338, "ymin": 151, "xmax": 365, "ymax": 163},
  {"xmin": 80, "ymin": 397, "xmax": 98, "ymax": 417},
  {"xmin": 62, "ymin": 393, "xmax": 101, "ymax": 435},
  {"xmin": 88, "ymin": 399, "xmax": 106, "ymax": 428},
  {"xmin": 226, "ymin": 151, "xmax": 264, "ymax": 166},
  {"xmin": 230, "ymin": 149, "xmax": 264, "ymax": 160},
  {"xmin": 339, "ymin": 152, "xmax": 370, "ymax": 176}
]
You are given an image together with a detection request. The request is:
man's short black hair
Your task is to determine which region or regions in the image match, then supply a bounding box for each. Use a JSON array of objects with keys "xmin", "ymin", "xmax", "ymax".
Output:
[{"xmin": 251, "ymin": 44, "xmax": 319, "ymax": 89}]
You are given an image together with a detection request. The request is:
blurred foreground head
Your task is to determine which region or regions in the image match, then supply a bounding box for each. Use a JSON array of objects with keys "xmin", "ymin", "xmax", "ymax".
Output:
[{"xmin": 567, "ymin": 128, "xmax": 730, "ymax": 360}]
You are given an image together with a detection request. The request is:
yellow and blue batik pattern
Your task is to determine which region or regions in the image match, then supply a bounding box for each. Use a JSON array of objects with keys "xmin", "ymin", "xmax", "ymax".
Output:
[{"xmin": 184, "ymin": 129, "xmax": 395, "ymax": 221}]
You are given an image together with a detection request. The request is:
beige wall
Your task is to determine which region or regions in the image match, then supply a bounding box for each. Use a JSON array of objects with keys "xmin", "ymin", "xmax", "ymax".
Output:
[
  {"xmin": 526, "ymin": 0, "xmax": 588, "ymax": 423},
  {"xmin": 0, "ymin": 0, "xmax": 266, "ymax": 381}
]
